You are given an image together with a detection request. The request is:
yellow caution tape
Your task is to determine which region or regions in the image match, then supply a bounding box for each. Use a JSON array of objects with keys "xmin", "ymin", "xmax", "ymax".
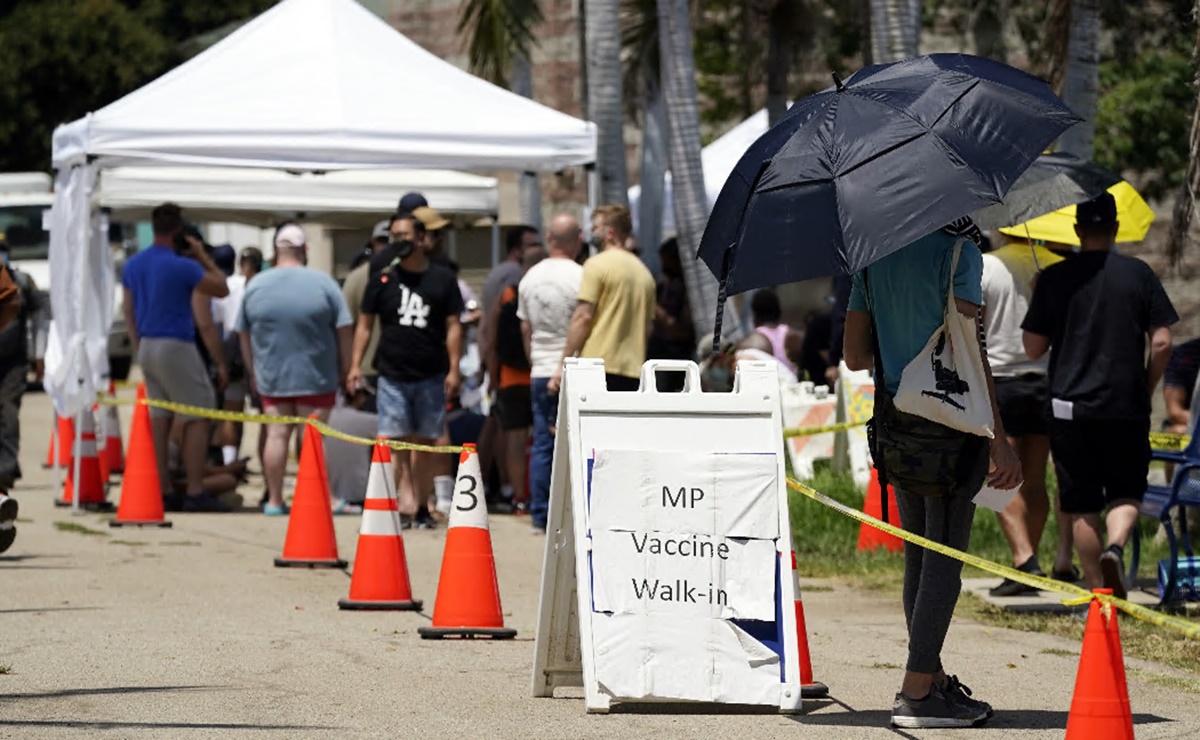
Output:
[
  {"xmin": 783, "ymin": 419, "xmax": 867, "ymax": 439},
  {"xmin": 1150, "ymin": 431, "xmax": 1190, "ymax": 451},
  {"xmin": 96, "ymin": 395, "xmax": 464, "ymax": 455},
  {"xmin": 787, "ymin": 476, "xmax": 1200, "ymax": 641},
  {"xmin": 782, "ymin": 421, "xmax": 1187, "ymax": 449}
]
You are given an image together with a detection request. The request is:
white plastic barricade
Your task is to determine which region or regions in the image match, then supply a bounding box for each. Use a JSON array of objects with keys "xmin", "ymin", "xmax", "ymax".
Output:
[
  {"xmin": 838, "ymin": 362, "xmax": 875, "ymax": 489},
  {"xmin": 531, "ymin": 358, "xmax": 803, "ymax": 714},
  {"xmin": 781, "ymin": 381, "xmax": 837, "ymax": 479}
]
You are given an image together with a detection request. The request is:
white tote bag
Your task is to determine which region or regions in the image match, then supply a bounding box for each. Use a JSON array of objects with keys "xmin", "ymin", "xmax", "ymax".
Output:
[{"xmin": 893, "ymin": 239, "xmax": 994, "ymax": 438}]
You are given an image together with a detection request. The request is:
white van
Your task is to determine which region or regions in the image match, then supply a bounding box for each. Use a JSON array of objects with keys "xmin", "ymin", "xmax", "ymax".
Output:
[{"xmin": 0, "ymin": 172, "xmax": 133, "ymax": 380}]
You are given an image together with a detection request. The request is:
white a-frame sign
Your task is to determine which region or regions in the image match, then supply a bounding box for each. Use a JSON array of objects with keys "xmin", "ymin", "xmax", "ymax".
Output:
[{"xmin": 531, "ymin": 358, "xmax": 803, "ymax": 713}]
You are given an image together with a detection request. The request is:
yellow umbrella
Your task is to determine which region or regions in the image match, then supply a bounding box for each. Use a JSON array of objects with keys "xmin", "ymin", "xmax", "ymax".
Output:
[{"xmin": 998, "ymin": 181, "xmax": 1155, "ymax": 246}]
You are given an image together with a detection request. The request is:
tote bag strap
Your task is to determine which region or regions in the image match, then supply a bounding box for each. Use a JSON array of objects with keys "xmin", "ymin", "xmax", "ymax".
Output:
[{"xmin": 944, "ymin": 238, "xmax": 965, "ymax": 317}]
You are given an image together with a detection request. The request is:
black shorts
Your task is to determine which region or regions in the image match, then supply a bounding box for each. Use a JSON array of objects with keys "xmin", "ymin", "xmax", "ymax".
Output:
[
  {"xmin": 495, "ymin": 385, "xmax": 533, "ymax": 430},
  {"xmin": 993, "ymin": 374, "xmax": 1048, "ymax": 437},
  {"xmin": 1049, "ymin": 418, "xmax": 1150, "ymax": 514}
]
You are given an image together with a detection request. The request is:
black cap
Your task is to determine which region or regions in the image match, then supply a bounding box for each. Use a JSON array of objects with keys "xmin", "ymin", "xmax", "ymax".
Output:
[
  {"xmin": 1076, "ymin": 192, "xmax": 1117, "ymax": 228},
  {"xmin": 398, "ymin": 191, "xmax": 428, "ymax": 213},
  {"xmin": 211, "ymin": 244, "xmax": 236, "ymax": 276}
]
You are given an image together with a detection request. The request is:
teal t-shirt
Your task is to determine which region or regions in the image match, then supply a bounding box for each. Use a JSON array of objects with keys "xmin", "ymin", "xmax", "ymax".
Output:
[{"xmin": 848, "ymin": 231, "xmax": 983, "ymax": 395}]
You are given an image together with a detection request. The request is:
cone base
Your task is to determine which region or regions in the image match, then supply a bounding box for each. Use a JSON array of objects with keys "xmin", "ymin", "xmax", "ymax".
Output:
[
  {"xmin": 54, "ymin": 500, "xmax": 113, "ymax": 511},
  {"xmin": 418, "ymin": 626, "xmax": 517, "ymax": 640},
  {"xmin": 110, "ymin": 519, "xmax": 172, "ymax": 528},
  {"xmin": 338, "ymin": 598, "xmax": 423, "ymax": 611},
  {"xmin": 801, "ymin": 682, "xmax": 829, "ymax": 699},
  {"xmin": 274, "ymin": 557, "xmax": 347, "ymax": 569}
]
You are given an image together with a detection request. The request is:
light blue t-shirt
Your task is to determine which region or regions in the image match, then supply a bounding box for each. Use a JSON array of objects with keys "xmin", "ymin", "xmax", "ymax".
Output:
[
  {"xmin": 848, "ymin": 231, "xmax": 983, "ymax": 395},
  {"xmin": 235, "ymin": 267, "xmax": 353, "ymax": 397},
  {"xmin": 121, "ymin": 244, "xmax": 205, "ymax": 341}
]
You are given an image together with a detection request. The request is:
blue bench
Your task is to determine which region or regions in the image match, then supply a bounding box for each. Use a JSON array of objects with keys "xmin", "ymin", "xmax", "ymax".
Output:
[{"xmin": 1128, "ymin": 437, "xmax": 1200, "ymax": 604}]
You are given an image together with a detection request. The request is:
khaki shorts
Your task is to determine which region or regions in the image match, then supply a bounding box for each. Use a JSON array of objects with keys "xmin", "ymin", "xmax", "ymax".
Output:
[{"xmin": 138, "ymin": 338, "xmax": 215, "ymax": 419}]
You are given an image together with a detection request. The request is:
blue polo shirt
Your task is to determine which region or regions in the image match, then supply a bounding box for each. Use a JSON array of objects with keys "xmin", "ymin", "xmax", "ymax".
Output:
[
  {"xmin": 122, "ymin": 244, "xmax": 205, "ymax": 341},
  {"xmin": 848, "ymin": 231, "xmax": 983, "ymax": 395}
]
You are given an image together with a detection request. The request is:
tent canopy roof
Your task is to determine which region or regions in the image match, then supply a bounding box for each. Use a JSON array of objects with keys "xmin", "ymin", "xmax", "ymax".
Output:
[{"xmin": 52, "ymin": 0, "xmax": 595, "ymax": 172}]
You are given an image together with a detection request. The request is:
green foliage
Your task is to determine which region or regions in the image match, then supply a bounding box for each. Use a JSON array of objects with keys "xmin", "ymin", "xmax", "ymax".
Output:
[
  {"xmin": 0, "ymin": 0, "xmax": 274, "ymax": 172},
  {"xmin": 457, "ymin": 0, "xmax": 544, "ymax": 87},
  {"xmin": 1095, "ymin": 45, "xmax": 1195, "ymax": 200}
]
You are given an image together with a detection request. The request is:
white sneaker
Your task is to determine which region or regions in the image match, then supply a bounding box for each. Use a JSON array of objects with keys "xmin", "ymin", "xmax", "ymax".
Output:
[{"xmin": 0, "ymin": 494, "xmax": 18, "ymax": 554}]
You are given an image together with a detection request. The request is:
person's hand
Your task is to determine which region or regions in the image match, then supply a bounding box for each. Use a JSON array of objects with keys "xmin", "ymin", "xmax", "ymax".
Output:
[
  {"xmin": 247, "ymin": 372, "xmax": 258, "ymax": 398},
  {"xmin": 184, "ymin": 234, "xmax": 205, "ymax": 257},
  {"xmin": 824, "ymin": 366, "xmax": 839, "ymax": 387},
  {"xmin": 987, "ymin": 436, "xmax": 1022, "ymax": 490},
  {"xmin": 547, "ymin": 367, "xmax": 563, "ymax": 395},
  {"xmin": 214, "ymin": 363, "xmax": 228, "ymax": 393},
  {"xmin": 444, "ymin": 369, "xmax": 462, "ymax": 400},
  {"xmin": 1169, "ymin": 422, "xmax": 1189, "ymax": 435},
  {"xmin": 345, "ymin": 366, "xmax": 361, "ymax": 396}
]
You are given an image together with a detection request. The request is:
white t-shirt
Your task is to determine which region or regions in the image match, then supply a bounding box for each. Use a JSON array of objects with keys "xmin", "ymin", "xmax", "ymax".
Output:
[
  {"xmin": 213, "ymin": 274, "xmax": 247, "ymax": 337},
  {"xmin": 517, "ymin": 257, "xmax": 584, "ymax": 378},
  {"xmin": 981, "ymin": 243, "xmax": 1061, "ymax": 377}
]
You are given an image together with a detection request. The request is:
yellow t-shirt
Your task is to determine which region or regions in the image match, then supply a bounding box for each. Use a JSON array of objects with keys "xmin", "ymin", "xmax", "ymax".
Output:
[{"xmin": 578, "ymin": 248, "xmax": 657, "ymax": 378}]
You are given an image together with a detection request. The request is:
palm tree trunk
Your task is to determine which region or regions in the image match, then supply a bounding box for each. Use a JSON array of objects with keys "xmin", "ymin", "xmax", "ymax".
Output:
[
  {"xmin": 1057, "ymin": 0, "xmax": 1100, "ymax": 158},
  {"xmin": 511, "ymin": 53, "xmax": 544, "ymax": 231},
  {"xmin": 869, "ymin": 0, "xmax": 920, "ymax": 63},
  {"xmin": 658, "ymin": 0, "xmax": 738, "ymax": 345},
  {"xmin": 586, "ymin": 0, "xmax": 629, "ymax": 205},
  {"xmin": 637, "ymin": 58, "xmax": 667, "ymax": 276},
  {"xmin": 766, "ymin": 0, "xmax": 794, "ymax": 128},
  {"xmin": 1168, "ymin": 0, "xmax": 1200, "ymax": 268}
]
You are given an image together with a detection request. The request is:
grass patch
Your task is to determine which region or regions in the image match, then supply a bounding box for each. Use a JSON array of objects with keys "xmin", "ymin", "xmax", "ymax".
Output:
[
  {"xmin": 159, "ymin": 541, "xmax": 200, "ymax": 547},
  {"xmin": 109, "ymin": 540, "xmax": 148, "ymax": 546},
  {"xmin": 15, "ymin": 517, "xmax": 32, "ymax": 523},
  {"xmin": 870, "ymin": 662, "xmax": 901, "ymax": 670},
  {"xmin": 53, "ymin": 521, "xmax": 107, "ymax": 537},
  {"xmin": 0, "ymin": 664, "xmax": 10, "ymax": 675},
  {"xmin": 1128, "ymin": 668, "xmax": 1200, "ymax": 694},
  {"xmin": 1039, "ymin": 647, "xmax": 1078, "ymax": 657},
  {"xmin": 803, "ymin": 585, "xmax": 834, "ymax": 592}
]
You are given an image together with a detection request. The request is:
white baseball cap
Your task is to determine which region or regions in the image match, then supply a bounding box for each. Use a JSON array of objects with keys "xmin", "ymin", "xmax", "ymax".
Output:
[{"xmin": 275, "ymin": 223, "xmax": 307, "ymax": 249}]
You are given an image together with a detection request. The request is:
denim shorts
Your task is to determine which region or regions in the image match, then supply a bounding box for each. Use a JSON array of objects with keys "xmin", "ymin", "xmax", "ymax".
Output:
[{"xmin": 376, "ymin": 375, "xmax": 445, "ymax": 441}]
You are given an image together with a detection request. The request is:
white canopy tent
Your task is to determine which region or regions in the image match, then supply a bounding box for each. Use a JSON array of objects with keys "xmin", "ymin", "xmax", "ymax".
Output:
[
  {"xmin": 629, "ymin": 108, "xmax": 773, "ymax": 237},
  {"xmin": 47, "ymin": 0, "xmax": 596, "ymax": 422},
  {"xmin": 94, "ymin": 167, "xmax": 499, "ymax": 227}
]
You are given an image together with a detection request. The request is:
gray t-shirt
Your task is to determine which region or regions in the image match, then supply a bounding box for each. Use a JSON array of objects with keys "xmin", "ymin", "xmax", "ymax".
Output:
[
  {"xmin": 482, "ymin": 260, "xmax": 524, "ymax": 316},
  {"xmin": 235, "ymin": 266, "xmax": 352, "ymax": 397}
]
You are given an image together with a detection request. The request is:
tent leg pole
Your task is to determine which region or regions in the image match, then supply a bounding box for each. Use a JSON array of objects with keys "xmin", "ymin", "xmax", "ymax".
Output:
[
  {"xmin": 71, "ymin": 407, "xmax": 82, "ymax": 516},
  {"xmin": 585, "ymin": 164, "xmax": 598, "ymax": 258},
  {"xmin": 491, "ymin": 218, "xmax": 500, "ymax": 269}
]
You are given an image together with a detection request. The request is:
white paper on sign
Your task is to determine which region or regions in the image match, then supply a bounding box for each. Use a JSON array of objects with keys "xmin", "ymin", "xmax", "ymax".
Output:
[
  {"xmin": 588, "ymin": 450, "xmax": 779, "ymax": 539},
  {"xmin": 973, "ymin": 485, "xmax": 1019, "ymax": 513},
  {"xmin": 590, "ymin": 614, "xmax": 781, "ymax": 705},
  {"xmin": 589, "ymin": 531, "xmax": 776, "ymax": 620}
]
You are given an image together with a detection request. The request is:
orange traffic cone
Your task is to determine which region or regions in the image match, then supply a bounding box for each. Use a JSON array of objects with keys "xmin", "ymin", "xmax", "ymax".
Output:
[
  {"xmin": 43, "ymin": 414, "xmax": 74, "ymax": 469},
  {"xmin": 275, "ymin": 420, "xmax": 346, "ymax": 568},
  {"xmin": 1065, "ymin": 590, "xmax": 1134, "ymax": 739},
  {"xmin": 339, "ymin": 441, "xmax": 422, "ymax": 610},
  {"xmin": 57, "ymin": 411, "xmax": 110, "ymax": 510},
  {"xmin": 787, "ymin": 549, "xmax": 829, "ymax": 698},
  {"xmin": 104, "ymin": 381, "xmax": 125, "ymax": 474},
  {"xmin": 857, "ymin": 467, "xmax": 904, "ymax": 553},
  {"xmin": 419, "ymin": 444, "xmax": 515, "ymax": 639},
  {"xmin": 110, "ymin": 393, "xmax": 171, "ymax": 528}
]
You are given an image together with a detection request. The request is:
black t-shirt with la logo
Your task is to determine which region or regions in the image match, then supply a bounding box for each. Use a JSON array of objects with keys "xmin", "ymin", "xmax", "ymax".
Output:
[{"xmin": 361, "ymin": 254, "xmax": 464, "ymax": 382}]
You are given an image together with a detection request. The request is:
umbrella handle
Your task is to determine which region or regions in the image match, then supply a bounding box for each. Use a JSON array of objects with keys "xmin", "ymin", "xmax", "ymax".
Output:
[{"xmin": 711, "ymin": 244, "xmax": 734, "ymax": 357}]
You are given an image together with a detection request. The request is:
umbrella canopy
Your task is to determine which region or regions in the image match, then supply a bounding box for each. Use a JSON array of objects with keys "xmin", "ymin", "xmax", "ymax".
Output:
[
  {"xmin": 698, "ymin": 54, "xmax": 1079, "ymax": 295},
  {"xmin": 997, "ymin": 181, "xmax": 1155, "ymax": 246},
  {"xmin": 971, "ymin": 153, "xmax": 1123, "ymax": 230}
]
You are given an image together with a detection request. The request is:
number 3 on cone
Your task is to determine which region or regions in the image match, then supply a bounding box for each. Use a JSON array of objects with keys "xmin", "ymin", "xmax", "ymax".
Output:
[{"xmin": 456, "ymin": 475, "xmax": 478, "ymax": 511}]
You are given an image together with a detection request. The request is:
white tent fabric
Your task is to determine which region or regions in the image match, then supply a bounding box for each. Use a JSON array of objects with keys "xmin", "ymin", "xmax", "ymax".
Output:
[
  {"xmin": 629, "ymin": 108, "xmax": 772, "ymax": 237},
  {"xmin": 51, "ymin": 0, "xmax": 596, "ymax": 172},
  {"xmin": 94, "ymin": 167, "xmax": 499, "ymax": 226}
]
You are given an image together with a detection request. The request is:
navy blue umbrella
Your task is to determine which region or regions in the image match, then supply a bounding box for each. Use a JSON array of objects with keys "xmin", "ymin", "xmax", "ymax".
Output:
[{"xmin": 699, "ymin": 54, "xmax": 1080, "ymax": 301}]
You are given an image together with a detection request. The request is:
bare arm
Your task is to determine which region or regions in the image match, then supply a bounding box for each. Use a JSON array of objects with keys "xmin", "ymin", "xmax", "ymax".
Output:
[
  {"xmin": 123, "ymin": 287, "xmax": 139, "ymax": 354},
  {"xmin": 347, "ymin": 312, "xmax": 375, "ymax": 393},
  {"xmin": 484, "ymin": 294, "xmax": 504, "ymax": 388},
  {"xmin": 185, "ymin": 236, "xmax": 230, "ymax": 298},
  {"xmin": 1165, "ymin": 386, "xmax": 1190, "ymax": 434},
  {"xmin": 548, "ymin": 301, "xmax": 595, "ymax": 393},
  {"xmin": 239, "ymin": 331, "xmax": 255, "ymax": 395},
  {"xmin": 521, "ymin": 318, "xmax": 533, "ymax": 365},
  {"xmin": 959, "ymin": 297, "xmax": 1019, "ymax": 490},
  {"xmin": 193, "ymin": 291, "xmax": 227, "ymax": 390},
  {"xmin": 1023, "ymin": 331, "xmax": 1050, "ymax": 361},
  {"xmin": 336, "ymin": 324, "xmax": 353, "ymax": 387},
  {"xmin": 842, "ymin": 310, "xmax": 873, "ymax": 371},
  {"xmin": 1147, "ymin": 326, "xmax": 1173, "ymax": 397},
  {"xmin": 445, "ymin": 315, "xmax": 463, "ymax": 398}
]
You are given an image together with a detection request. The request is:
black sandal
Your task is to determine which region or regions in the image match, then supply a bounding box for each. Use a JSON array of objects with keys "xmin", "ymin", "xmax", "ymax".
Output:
[{"xmin": 1052, "ymin": 565, "xmax": 1082, "ymax": 583}]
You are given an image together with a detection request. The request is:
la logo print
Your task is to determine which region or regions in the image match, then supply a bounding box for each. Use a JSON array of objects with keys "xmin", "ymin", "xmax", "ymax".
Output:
[{"xmin": 395, "ymin": 285, "xmax": 430, "ymax": 328}]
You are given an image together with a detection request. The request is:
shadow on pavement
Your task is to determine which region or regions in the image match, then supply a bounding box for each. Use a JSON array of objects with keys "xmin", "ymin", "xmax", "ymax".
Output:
[
  {"xmin": 794, "ymin": 705, "xmax": 1173, "ymax": 731},
  {"xmin": 0, "ymin": 606, "xmax": 103, "ymax": 615},
  {"xmin": 0, "ymin": 720, "xmax": 338, "ymax": 731},
  {"xmin": 0, "ymin": 685, "xmax": 225, "ymax": 701}
]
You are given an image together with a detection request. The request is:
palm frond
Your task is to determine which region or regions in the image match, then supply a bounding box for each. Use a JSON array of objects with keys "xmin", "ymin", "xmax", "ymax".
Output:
[{"xmin": 457, "ymin": 0, "xmax": 544, "ymax": 87}]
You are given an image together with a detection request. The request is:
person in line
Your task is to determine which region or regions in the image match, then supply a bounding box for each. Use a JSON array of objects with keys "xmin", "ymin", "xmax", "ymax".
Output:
[
  {"xmin": 1162, "ymin": 336, "xmax": 1200, "ymax": 436},
  {"xmin": 349, "ymin": 213, "xmax": 463, "ymax": 529},
  {"xmin": 751, "ymin": 288, "xmax": 801, "ymax": 376},
  {"xmin": 237, "ymin": 224, "xmax": 354, "ymax": 516},
  {"xmin": 213, "ymin": 247, "xmax": 264, "ymax": 468},
  {"xmin": 1023, "ymin": 193, "xmax": 1177, "ymax": 599},
  {"xmin": 647, "ymin": 238, "xmax": 695, "ymax": 392},
  {"xmin": 550, "ymin": 205, "xmax": 655, "ymax": 394},
  {"xmin": 485, "ymin": 246, "xmax": 546, "ymax": 514},
  {"xmin": 413, "ymin": 205, "xmax": 453, "ymax": 266},
  {"xmin": 341, "ymin": 221, "xmax": 391, "ymax": 413},
  {"xmin": 519, "ymin": 214, "xmax": 584, "ymax": 533},
  {"xmin": 824, "ymin": 275, "xmax": 853, "ymax": 388},
  {"xmin": 0, "ymin": 239, "xmax": 41, "ymax": 496},
  {"xmin": 122, "ymin": 203, "xmax": 230, "ymax": 512},
  {"xmin": 700, "ymin": 332, "xmax": 798, "ymax": 392},
  {"xmin": 844, "ymin": 223, "xmax": 1020, "ymax": 728},
  {"xmin": 981, "ymin": 235, "xmax": 1077, "ymax": 595}
]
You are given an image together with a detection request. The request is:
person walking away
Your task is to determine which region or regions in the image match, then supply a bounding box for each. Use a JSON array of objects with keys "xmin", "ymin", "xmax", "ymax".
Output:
[
  {"xmin": 647, "ymin": 238, "xmax": 695, "ymax": 392},
  {"xmin": 550, "ymin": 205, "xmax": 655, "ymax": 393},
  {"xmin": 751, "ymin": 288, "xmax": 801, "ymax": 376},
  {"xmin": 519, "ymin": 214, "xmax": 584, "ymax": 533},
  {"xmin": 341, "ymin": 222, "xmax": 390, "ymax": 413},
  {"xmin": 485, "ymin": 246, "xmax": 546, "ymax": 514},
  {"xmin": 0, "ymin": 239, "xmax": 41, "ymax": 551},
  {"xmin": 844, "ymin": 224, "xmax": 1020, "ymax": 728},
  {"xmin": 1022, "ymin": 193, "xmax": 1176, "ymax": 600},
  {"xmin": 213, "ymin": 247, "xmax": 263, "ymax": 466},
  {"xmin": 236, "ymin": 224, "xmax": 354, "ymax": 515},
  {"xmin": 981, "ymin": 235, "xmax": 1077, "ymax": 595},
  {"xmin": 348, "ymin": 213, "xmax": 463, "ymax": 529},
  {"xmin": 122, "ymin": 203, "xmax": 230, "ymax": 512}
]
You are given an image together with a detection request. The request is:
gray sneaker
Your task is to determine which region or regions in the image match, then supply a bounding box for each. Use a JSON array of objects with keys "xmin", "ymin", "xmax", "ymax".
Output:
[
  {"xmin": 891, "ymin": 684, "xmax": 988, "ymax": 729},
  {"xmin": 1099, "ymin": 546, "xmax": 1127, "ymax": 600},
  {"xmin": 939, "ymin": 675, "xmax": 993, "ymax": 719}
]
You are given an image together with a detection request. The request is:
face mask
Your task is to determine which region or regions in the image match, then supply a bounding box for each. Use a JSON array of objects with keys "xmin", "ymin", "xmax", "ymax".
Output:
[
  {"xmin": 390, "ymin": 240, "xmax": 416, "ymax": 260},
  {"xmin": 708, "ymin": 366, "xmax": 730, "ymax": 387},
  {"xmin": 589, "ymin": 234, "xmax": 604, "ymax": 251}
]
